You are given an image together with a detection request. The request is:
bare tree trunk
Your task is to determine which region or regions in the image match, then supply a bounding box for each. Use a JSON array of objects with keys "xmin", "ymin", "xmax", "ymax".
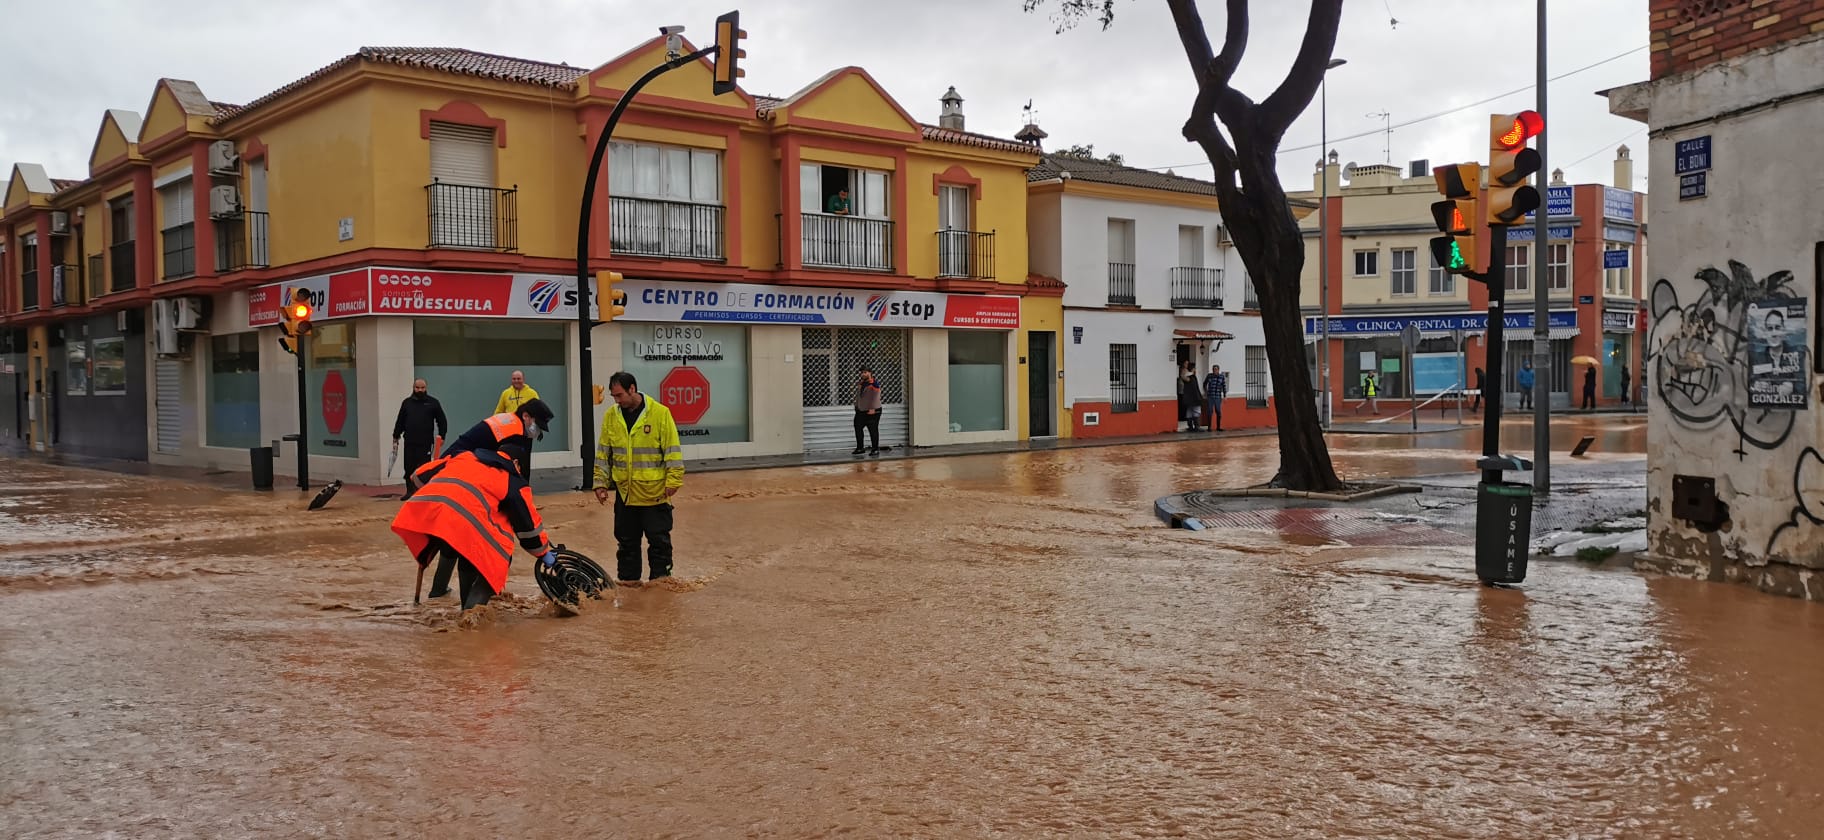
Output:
[{"xmin": 1026, "ymin": 0, "xmax": 1348, "ymax": 491}]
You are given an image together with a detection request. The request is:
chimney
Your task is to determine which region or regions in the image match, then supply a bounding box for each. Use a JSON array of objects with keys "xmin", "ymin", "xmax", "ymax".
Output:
[
  {"xmin": 1550, "ymin": 167, "xmax": 1566, "ymax": 186},
  {"xmin": 938, "ymin": 86, "xmax": 965, "ymax": 130},
  {"xmin": 1015, "ymin": 122, "xmax": 1047, "ymax": 148},
  {"xmin": 1614, "ymin": 144, "xmax": 1633, "ymax": 189}
]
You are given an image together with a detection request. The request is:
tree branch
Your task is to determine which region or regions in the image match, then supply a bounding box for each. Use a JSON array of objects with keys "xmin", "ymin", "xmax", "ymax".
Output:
[
  {"xmin": 1257, "ymin": 0, "xmax": 1345, "ymax": 140},
  {"xmin": 1169, "ymin": 0, "xmax": 1254, "ymax": 136}
]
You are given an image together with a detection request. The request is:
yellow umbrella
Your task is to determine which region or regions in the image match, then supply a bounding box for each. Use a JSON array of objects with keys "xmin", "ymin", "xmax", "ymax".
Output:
[{"xmin": 1571, "ymin": 355, "xmax": 1601, "ymax": 366}]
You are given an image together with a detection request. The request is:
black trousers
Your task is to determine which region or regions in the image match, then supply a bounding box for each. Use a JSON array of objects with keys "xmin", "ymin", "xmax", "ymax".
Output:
[
  {"xmin": 853, "ymin": 410, "xmax": 880, "ymax": 451},
  {"xmin": 614, "ymin": 498, "xmax": 674, "ymax": 581},
  {"xmin": 1582, "ymin": 388, "xmax": 1596, "ymax": 409},
  {"xmin": 400, "ymin": 440, "xmax": 433, "ymax": 498},
  {"xmin": 422, "ymin": 537, "xmax": 497, "ymax": 610}
]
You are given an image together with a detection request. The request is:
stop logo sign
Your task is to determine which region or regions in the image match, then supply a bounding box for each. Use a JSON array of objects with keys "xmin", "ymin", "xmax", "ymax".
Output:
[
  {"xmin": 321, "ymin": 370, "xmax": 348, "ymax": 434},
  {"xmin": 660, "ymin": 366, "xmax": 711, "ymax": 426}
]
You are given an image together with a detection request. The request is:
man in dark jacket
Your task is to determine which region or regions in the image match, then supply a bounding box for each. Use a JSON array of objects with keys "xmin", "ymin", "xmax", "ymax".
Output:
[{"xmin": 391, "ymin": 379, "xmax": 449, "ymax": 499}]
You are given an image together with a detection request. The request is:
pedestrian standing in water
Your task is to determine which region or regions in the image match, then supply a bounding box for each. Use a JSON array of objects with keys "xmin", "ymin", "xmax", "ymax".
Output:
[
  {"xmin": 593, "ymin": 372, "xmax": 685, "ymax": 586},
  {"xmin": 852, "ymin": 366, "xmax": 883, "ymax": 456},
  {"xmin": 391, "ymin": 379, "xmax": 447, "ymax": 500}
]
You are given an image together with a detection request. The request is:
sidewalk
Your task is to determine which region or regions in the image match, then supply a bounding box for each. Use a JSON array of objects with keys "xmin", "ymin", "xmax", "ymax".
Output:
[{"xmin": 1156, "ymin": 456, "xmax": 1648, "ymax": 548}]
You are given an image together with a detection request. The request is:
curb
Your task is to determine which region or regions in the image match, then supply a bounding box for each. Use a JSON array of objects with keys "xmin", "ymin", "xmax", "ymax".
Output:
[{"xmin": 1155, "ymin": 482, "xmax": 1424, "ymax": 529}]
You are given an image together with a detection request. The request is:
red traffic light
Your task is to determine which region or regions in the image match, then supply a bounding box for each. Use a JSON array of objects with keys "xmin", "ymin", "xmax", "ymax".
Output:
[{"xmin": 1495, "ymin": 111, "xmax": 1544, "ymax": 149}]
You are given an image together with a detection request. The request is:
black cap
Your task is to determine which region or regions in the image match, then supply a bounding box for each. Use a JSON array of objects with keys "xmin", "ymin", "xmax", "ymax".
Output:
[
  {"xmin": 518, "ymin": 398, "xmax": 554, "ymax": 429},
  {"xmin": 497, "ymin": 440, "xmax": 530, "ymax": 468}
]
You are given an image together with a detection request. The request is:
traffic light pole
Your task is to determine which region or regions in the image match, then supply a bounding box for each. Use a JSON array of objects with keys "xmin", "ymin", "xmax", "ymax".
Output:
[
  {"xmin": 296, "ymin": 332, "xmax": 310, "ymax": 491},
  {"xmin": 1531, "ymin": 0, "xmax": 1552, "ymax": 496},
  {"xmin": 1473, "ymin": 227, "xmax": 1510, "ymax": 486},
  {"xmin": 573, "ymin": 44, "xmax": 718, "ymax": 492}
]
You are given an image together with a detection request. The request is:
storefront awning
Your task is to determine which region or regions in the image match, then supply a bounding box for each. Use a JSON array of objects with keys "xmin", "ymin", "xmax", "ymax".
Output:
[{"xmin": 1173, "ymin": 329, "xmax": 1235, "ymax": 340}]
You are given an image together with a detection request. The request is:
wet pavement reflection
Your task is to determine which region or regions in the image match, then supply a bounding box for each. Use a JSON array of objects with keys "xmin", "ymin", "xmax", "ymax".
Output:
[{"xmin": 5, "ymin": 414, "xmax": 1822, "ymax": 837}]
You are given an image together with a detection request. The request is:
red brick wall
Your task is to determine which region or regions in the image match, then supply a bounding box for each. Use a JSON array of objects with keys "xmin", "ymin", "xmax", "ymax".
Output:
[{"xmin": 1651, "ymin": 0, "xmax": 1824, "ymax": 79}]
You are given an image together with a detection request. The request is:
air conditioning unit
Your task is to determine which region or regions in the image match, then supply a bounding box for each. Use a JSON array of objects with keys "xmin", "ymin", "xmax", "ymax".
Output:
[
  {"xmin": 1216, "ymin": 224, "xmax": 1232, "ymax": 246},
  {"xmin": 210, "ymin": 185, "xmax": 242, "ymax": 218},
  {"xmin": 153, "ymin": 299, "xmax": 181, "ymax": 355},
  {"xmin": 174, "ymin": 296, "xmax": 206, "ymax": 330},
  {"xmin": 49, "ymin": 211, "xmax": 71, "ymax": 235},
  {"xmin": 208, "ymin": 140, "xmax": 240, "ymax": 173}
]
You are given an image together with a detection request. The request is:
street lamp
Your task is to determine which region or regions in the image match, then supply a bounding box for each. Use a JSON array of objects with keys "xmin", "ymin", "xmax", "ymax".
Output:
[{"xmin": 1318, "ymin": 57, "xmax": 1346, "ymax": 430}]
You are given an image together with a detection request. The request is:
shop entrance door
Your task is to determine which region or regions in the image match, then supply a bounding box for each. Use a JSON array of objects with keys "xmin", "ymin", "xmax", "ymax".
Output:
[
  {"xmin": 1028, "ymin": 331, "xmax": 1054, "ymax": 437},
  {"xmin": 801, "ymin": 327, "xmax": 909, "ymax": 451}
]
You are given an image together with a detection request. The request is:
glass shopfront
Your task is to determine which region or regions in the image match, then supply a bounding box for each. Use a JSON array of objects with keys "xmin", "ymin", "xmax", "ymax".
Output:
[
  {"xmin": 413, "ymin": 320, "xmax": 568, "ymax": 453},
  {"xmin": 306, "ymin": 323, "xmax": 359, "ymax": 458},
  {"xmin": 621, "ymin": 323, "xmax": 750, "ymax": 444},
  {"xmin": 947, "ymin": 330, "xmax": 1007, "ymax": 432},
  {"xmin": 207, "ymin": 332, "xmax": 262, "ymax": 449}
]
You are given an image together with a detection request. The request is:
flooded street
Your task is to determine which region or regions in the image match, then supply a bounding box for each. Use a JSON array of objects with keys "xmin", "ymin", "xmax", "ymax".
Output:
[{"xmin": 5, "ymin": 415, "xmax": 1823, "ymax": 837}]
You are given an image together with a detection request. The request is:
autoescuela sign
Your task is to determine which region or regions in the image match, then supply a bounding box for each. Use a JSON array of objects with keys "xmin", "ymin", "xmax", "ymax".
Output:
[{"xmin": 247, "ymin": 267, "xmax": 602, "ymax": 327}]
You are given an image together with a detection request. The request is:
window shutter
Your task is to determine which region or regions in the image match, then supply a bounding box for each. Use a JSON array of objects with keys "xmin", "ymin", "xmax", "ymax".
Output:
[
  {"xmin": 161, "ymin": 180, "xmax": 194, "ymax": 228},
  {"xmin": 428, "ymin": 122, "xmax": 495, "ymax": 186}
]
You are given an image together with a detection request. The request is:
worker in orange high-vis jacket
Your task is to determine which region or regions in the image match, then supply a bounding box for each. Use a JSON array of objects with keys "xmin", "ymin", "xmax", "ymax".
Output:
[
  {"xmin": 393, "ymin": 441, "xmax": 557, "ymax": 611},
  {"xmin": 436, "ymin": 398, "xmax": 554, "ymax": 481}
]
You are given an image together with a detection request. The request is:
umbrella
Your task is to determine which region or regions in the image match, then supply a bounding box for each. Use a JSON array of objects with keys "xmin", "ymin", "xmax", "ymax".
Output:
[{"xmin": 1570, "ymin": 355, "xmax": 1601, "ymax": 367}]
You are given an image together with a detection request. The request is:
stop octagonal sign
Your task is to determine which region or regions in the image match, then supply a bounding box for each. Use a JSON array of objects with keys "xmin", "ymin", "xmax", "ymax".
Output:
[{"xmin": 660, "ymin": 365, "xmax": 711, "ymax": 426}]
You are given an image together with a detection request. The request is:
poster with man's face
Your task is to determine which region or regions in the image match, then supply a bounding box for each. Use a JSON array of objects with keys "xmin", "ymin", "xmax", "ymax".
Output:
[{"xmin": 1746, "ymin": 297, "xmax": 1809, "ymax": 408}]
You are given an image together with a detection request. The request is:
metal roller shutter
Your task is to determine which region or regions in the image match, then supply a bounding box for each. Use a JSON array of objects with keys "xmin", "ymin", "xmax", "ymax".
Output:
[
  {"xmin": 155, "ymin": 358, "xmax": 182, "ymax": 454},
  {"xmin": 800, "ymin": 327, "xmax": 909, "ymax": 452},
  {"xmin": 428, "ymin": 122, "xmax": 497, "ymax": 249}
]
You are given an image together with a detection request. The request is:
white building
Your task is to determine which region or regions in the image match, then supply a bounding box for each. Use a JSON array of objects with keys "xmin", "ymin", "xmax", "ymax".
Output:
[
  {"xmin": 1027, "ymin": 155, "xmax": 1269, "ymax": 437},
  {"xmin": 1606, "ymin": 12, "xmax": 1824, "ymax": 599}
]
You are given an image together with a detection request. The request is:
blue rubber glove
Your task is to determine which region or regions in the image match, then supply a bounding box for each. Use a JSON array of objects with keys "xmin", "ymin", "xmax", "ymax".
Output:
[{"xmin": 539, "ymin": 550, "xmax": 558, "ymax": 569}]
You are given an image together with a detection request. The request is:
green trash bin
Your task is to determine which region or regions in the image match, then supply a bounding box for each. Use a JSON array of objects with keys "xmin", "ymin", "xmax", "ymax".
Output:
[{"xmin": 1475, "ymin": 481, "xmax": 1533, "ymax": 584}]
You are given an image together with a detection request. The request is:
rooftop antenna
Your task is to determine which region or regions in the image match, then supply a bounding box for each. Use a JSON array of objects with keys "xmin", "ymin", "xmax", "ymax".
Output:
[
  {"xmin": 1367, "ymin": 110, "xmax": 1392, "ymax": 163},
  {"xmin": 1383, "ymin": 0, "xmax": 1399, "ymax": 28}
]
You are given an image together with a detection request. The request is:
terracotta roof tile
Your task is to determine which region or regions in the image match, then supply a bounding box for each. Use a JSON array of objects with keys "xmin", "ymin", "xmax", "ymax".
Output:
[
  {"xmin": 1027, "ymin": 154, "xmax": 1219, "ymax": 196},
  {"xmin": 51, "ymin": 178, "xmax": 84, "ymax": 192},
  {"xmin": 214, "ymin": 47, "xmax": 586, "ymax": 126},
  {"xmin": 919, "ymin": 125, "xmax": 1038, "ymax": 155}
]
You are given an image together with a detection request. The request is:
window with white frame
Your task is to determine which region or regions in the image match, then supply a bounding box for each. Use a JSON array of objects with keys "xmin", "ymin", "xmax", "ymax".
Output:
[
  {"xmin": 799, "ymin": 162, "xmax": 891, "ymax": 271},
  {"xmin": 608, "ymin": 140, "xmax": 724, "ymax": 259},
  {"xmin": 1429, "ymin": 250, "xmax": 1455, "ymax": 295},
  {"xmin": 159, "ymin": 179, "xmax": 195, "ymax": 280},
  {"xmin": 1390, "ymin": 248, "xmax": 1416, "ymax": 296},
  {"xmin": 1504, "ymin": 244, "xmax": 1529, "ymax": 293},
  {"xmin": 1353, "ymin": 249, "xmax": 1377, "ymax": 277},
  {"xmin": 1604, "ymin": 244, "xmax": 1630, "ymax": 295},
  {"xmin": 1547, "ymin": 242, "xmax": 1570, "ymax": 292}
]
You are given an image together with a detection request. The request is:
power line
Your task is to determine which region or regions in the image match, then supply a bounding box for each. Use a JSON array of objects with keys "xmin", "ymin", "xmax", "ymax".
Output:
[
  {"xmin": 1558, "ymin": 127, "xmax": 1646, "ymax": 171},
  {"xmin": 1132, "ymin": 45, "xmax": 1647, "ymax": 171}
]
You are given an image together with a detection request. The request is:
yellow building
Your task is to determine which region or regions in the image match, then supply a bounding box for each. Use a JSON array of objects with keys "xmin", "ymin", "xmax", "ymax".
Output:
[{"xmin": 1, "ymin": 34, "xmax": 1053, "ymax": 482}]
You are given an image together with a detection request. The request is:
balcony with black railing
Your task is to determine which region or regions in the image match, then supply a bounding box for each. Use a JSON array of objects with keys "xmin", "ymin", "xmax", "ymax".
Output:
[
  {"xmin": 51, "ymin": 264, "xmax": 80, "ymax": 308},
  {"xmin": 609, "ymin": 197, "xmax": 725, "ymax": 261},
  {"xmin": 426, "ymin": 180, "xmax": 518, "ymax": 251},
  {"xmin": 797, "ymin": 213, "xmax": 893, "ymax": 272},
  {"xmin": 936, "ymin": 229, "xmax": 995, "ymax": 280},
  {"xmin": 109, "ymin": 242, "xmax": 136, "ymax": 293},
  {"xmin": 1170, "ymin": 266, "xmax": 1224, "ymax": 309},
  {"xmin": 87, "ymin": 255, "xmax": 104, "ymax": 302},
  {"xmin": 215, "ymin": 210, "xmax": 271, "ymax": 272},
  {"xmin": 1244, "ymin": 276, "xmax": 1260, "ymax": 310},
  {"xmin": 20, "ymin": 269, "xmax": 38, "ymax": 311},
  {"xmin": 1107, "ymin": 262, "xmax": 1136, "ymax": 305}
]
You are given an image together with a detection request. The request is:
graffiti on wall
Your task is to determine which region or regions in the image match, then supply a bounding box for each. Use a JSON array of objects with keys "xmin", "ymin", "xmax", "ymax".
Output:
[
  {"xmin": 1767, "ymin": 447, "xmax": 1824, "ymax": 558},
  {"xmin": 1649, "ymin": 260, "xmax": 1807, "ymax": 451}
]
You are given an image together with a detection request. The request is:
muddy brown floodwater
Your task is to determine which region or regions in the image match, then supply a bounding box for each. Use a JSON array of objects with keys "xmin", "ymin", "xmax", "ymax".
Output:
[{"xmin": 4, "ymin": 415, "xmax": 1823, "ymax": 837}]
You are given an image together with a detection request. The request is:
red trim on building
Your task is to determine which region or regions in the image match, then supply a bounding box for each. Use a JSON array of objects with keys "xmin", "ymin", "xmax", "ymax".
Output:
[{"xmin": 242, "ymin": 136, "xmax": 269, "ymax": 163}]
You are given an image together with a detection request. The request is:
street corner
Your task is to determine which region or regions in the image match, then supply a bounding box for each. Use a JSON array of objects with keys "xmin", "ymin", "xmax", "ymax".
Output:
[{"xmin": 1155, "ymin": 483, "xmax": 1456, "ymax": 549}]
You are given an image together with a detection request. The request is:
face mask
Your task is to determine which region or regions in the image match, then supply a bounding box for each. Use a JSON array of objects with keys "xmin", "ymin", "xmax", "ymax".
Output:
[{"xmin": 528, "ymin": 422, "xmax": 546, "ymax": 442}]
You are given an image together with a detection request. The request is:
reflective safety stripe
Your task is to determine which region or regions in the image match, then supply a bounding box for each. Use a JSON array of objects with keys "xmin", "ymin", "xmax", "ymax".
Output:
[
  {"xmin": 516, "ymin": 528, "xmax": 542, "ymax": 540},
  {"xmin": 630, "ymin": 447, "xmax": 665, "ymax": 456},
  {"xmin": 662, "ymin": 446, "xmax": 682, "ymax": 456},
  {"xmin": 402, "ymin": 495, "xmax": 513, "ymax": 565}
]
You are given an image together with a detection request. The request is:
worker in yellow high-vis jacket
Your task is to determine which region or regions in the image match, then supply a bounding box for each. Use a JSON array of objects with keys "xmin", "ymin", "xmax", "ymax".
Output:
[{"xmin": 592, "ymin": 371, "xmax": 685, "ymax": 584}]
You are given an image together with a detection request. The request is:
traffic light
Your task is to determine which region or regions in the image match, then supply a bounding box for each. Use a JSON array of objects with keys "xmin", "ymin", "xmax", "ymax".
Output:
[
  {"xmin": 596, "ymin": 270, "xmax": 626, "ymax": 322},
  {"xmin": 1428, "ymin": 162, "xmax": 1481, "ymax": 276},
  {"xmin": 711, "ymin": 10, "xmax": 746, "ymax": 96},
  {"xmin": 1486, "ymin": 111, "xmax": 1543, "ymax": 224},
  {"xmin": 278, "ymin": 287, "xmax": 314, "ymax": 355}
]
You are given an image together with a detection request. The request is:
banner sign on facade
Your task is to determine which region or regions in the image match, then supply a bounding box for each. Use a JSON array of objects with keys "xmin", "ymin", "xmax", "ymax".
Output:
[
  {"xmin": 619, "ymin": 279, "xmax": 1020, "ymax": 330},
  {"xmin": 249, "ymin": 268, "xmax": 600, "ymax": 327},
  {"xmin": 1505, "ymin": 225, "xmax": 1576, "ymax": 242},
  {"xmin": 1524, "ymin": 185, "xmax": 1575, "ymax": 220},
  {"xmin": 1601, "ymin": 310, "xmax": 1638, "ymax": 332},
  {"xmin": 1603, "ymin": 186, "xmax": 1636, "ymax": 222},
  {"xmin": 1747, "ymin": 297, "xmax": 1809, "ymax": 408},
  {"xmin": 1603, "ymin": 248, "xmax": 1631, "ymax": 269},
  {"xmin": 249, "ymin": 270, "xmax": 1020, "ymax": 331},
  {"xmin": 1305, "ymin": 310, "xmax": 1577, "ymax": 337}
]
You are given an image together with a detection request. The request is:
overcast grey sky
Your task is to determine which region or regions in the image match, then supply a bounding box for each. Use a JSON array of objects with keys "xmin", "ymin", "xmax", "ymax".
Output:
[{"xmin": 0, "ymin": 0, "xmax": 1651, "ymax": 193}]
